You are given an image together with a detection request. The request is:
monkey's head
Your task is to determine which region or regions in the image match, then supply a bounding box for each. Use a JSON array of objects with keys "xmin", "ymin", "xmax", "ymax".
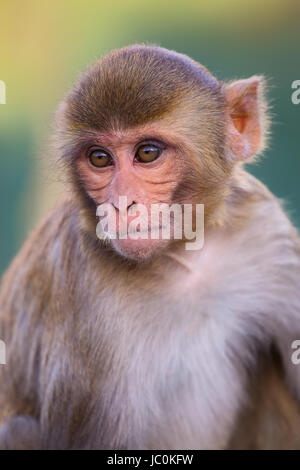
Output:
[{"xmin": 55, "ymin": 44, "xmax": 268, "ymax": 261}]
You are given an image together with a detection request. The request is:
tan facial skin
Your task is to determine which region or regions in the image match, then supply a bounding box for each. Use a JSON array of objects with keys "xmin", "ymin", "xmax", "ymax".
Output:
[{"xmin": 76, "ymin": 124, "xmax": 184, "ymax": 259}]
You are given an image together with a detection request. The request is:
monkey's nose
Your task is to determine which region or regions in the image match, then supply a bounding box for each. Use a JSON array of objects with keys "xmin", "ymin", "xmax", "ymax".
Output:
[
  {"xmin": 127, "ymin": 201, "xmax": 136, "ymax": 211},
  {"xmin": 112, "ymin": 196, "xmax": 136, "ymax": 212}
]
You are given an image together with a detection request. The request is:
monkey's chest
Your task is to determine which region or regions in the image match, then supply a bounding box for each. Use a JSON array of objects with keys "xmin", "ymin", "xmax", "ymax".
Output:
[{"xmin": 99, "ymin": 288, "xmax": 249, "ymax": 449}]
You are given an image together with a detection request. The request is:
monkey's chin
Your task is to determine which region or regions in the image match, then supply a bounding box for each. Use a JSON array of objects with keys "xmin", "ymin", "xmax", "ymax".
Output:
[{"xmin": 111, "ymin": 238, "xmax": 170, "ymax": 262}]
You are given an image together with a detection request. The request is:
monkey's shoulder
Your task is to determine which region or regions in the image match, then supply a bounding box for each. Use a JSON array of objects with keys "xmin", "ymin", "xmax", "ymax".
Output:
[
  {"xmin": 168, "ymin": 172, "xmax": 300, "ymax": 323},
  {"xmin": 227, "ymin": 170, "xmax": 299, "ymax": 248},
  {"xmin": 0, "ymin": 197, "xmax": 80, "ymax": 313}
]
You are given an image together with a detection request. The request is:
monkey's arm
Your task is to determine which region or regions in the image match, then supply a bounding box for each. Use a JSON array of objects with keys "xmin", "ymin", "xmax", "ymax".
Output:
[
  {"xmin": 229, "ymin": 347, "xmax": 300, "ymax": 449},
  {"xmin": 226, "ymin": 175, "xmax": 300, "ymax": 449},
  {"xmin": 0, "ymin": 199, "xmax": 77, "ymax": 449},
  {"xmin": 0, "ymin": 416, "xmax": 42, "ymax": 450},
  {"xmin": 271, "ymin": 230, "xmax": 300, "ymax": 409}
]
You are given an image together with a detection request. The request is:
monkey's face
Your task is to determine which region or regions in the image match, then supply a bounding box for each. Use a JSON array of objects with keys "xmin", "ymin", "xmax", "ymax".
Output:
[
  {"xmin": 58, "ymin": 45, "xmax": 231, "ymax": 261},
  {"xmin": 75, "ymin": 122, "xmax": 194, "ymax": 260}
]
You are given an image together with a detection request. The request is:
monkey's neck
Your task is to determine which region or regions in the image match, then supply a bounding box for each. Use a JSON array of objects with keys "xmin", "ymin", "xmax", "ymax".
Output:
[{"xmin": 165, "ymin": 251, "xmax": 194, "ymax": 273}]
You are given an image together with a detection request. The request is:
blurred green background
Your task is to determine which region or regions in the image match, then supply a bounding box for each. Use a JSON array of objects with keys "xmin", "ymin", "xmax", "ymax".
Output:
[{"xmin": 0, "ymin": 0, "xmax": 300, "ymax": 274}]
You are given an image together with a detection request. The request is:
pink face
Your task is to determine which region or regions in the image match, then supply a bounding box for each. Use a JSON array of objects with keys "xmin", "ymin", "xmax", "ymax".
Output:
[{"xmin": 76, "ymin": 124, "xmax": 188, "ymax": 260}]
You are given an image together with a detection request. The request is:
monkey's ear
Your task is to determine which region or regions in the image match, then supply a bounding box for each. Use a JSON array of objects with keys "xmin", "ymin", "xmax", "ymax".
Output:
[{"xmin": 223, "ymin": 76, "xmax": 268, "ymax": 161}]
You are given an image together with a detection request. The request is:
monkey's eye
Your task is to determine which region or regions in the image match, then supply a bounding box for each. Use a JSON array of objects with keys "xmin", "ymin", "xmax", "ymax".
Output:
[
  {"xmin": 135, "ymin": 144, "xmax": 161, "ymax": 163},
  {"xmin": 88, "ymin": 149, "xmax": 112, "ymax": 168}
]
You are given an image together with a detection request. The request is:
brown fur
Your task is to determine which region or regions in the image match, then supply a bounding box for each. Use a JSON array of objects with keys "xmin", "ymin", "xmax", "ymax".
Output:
[
  {"xmin": 0, "ymin": 45, "xmax": 300, "ymax": 449},
  {"xmin": 229, "ymin": 348, "xmax": 300, "ymax": 450}
]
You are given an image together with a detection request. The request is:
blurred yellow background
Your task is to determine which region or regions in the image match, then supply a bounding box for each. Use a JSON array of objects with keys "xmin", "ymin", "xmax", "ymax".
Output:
[{"xmin": 0, "ymin": 0, "xmax": 300, "ymax": 273}]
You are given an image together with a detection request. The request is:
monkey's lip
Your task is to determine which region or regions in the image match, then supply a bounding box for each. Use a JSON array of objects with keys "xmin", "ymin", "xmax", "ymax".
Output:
[
  {"xmin": 116, "ymin": 225, "xmax": 167, "ymax": 238},
  {"xmin": 128, "ymin": 225, "xmax": 162, "ymax": 234},
  {"xmin": 112, "ymin": 234, "xmax": 170, "ymax": 260}
]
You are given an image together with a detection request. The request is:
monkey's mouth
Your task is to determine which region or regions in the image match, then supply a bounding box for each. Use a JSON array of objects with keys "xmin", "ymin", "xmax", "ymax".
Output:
[
  {"xmin": 98, "ymin": 217, "xmax": 180, "ymax": 241},
  {"xmin": 111, "ymin": 234, "xmax": 171, "ymax": 261},
  {"xmin": 116, "ymin": 223, "xmax": 182, "ymax": 240},
  {"xmin": 125, "ymin": 225, "xmax": 163, "ymax": 237}
]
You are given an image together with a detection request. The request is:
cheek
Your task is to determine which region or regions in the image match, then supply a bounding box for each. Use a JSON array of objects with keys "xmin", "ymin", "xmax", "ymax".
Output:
[
  {"xmin": 76, "ymin": 158, "xmax": 112, "ymax": 203},
  {"xmin": 138, "ymin": 160, "xmax": 181, "ymax": 204}
]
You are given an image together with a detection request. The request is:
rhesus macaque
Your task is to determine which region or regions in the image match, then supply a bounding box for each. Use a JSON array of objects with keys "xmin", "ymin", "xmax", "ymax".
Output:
[{"xmin": 1, "ymin": 44, "xmax": 300, "ymax": 450}]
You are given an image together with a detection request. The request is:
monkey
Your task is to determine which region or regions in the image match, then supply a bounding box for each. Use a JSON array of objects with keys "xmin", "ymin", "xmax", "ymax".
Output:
[
  {"xmin": 229, "ymin": 347, "xmax": 300, "ymax": 450},
  {"xmin": 0, "ymin": 44, "xmax": 300, "ymax": 450}
]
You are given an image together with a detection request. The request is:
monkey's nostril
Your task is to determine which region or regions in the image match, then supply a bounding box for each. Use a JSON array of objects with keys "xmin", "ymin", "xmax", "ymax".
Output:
[
  {"xmin": 127, "ymin": 201, "xmax": 136, "ymax": 210},
  {"xmin": 112, "ymin": 199, "xmax": 136, "ymax": 212}
]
